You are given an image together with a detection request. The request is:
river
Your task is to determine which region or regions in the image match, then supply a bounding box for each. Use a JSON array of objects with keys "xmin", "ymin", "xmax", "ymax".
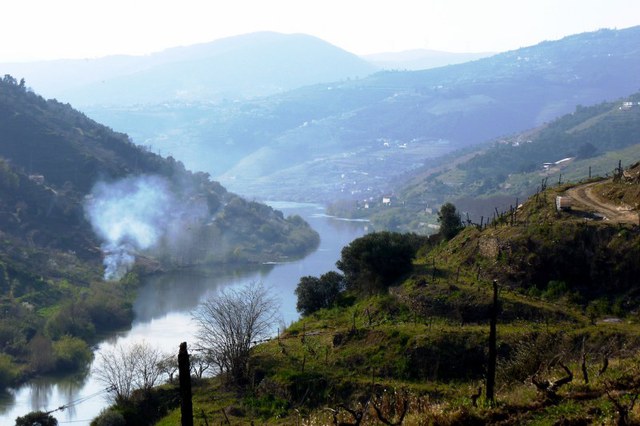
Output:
[{"xmin": 0, "ymin": 202, "xmax": 368, "ymax": 425}]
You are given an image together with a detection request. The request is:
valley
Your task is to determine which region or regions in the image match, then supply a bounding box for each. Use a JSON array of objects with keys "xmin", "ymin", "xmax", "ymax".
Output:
[
  {"xmin": 0, "ymin": 76, "xmax": 320, "ymax": 404},
  {"xmin": 78, "ymin": 27, "xmax": 640, "ymax": 204},
  {"xmin": 0, "ymin": 203, "xmax": 367, "ymax": 424},
  {"xmin": 1, "ymin": 19, "xmax": 640, "ymax": 426}
]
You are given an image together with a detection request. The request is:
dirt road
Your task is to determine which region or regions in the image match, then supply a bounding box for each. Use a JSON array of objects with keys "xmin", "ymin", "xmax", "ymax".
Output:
[{"xmin": 566, "ymin": 181, "xmax": 639, "ymax": 224}]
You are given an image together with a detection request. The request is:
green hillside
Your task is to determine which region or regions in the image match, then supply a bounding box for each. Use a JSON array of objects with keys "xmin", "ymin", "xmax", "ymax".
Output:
[
  {"xmin": 131, "ymin": 176, "xmax": 640, "ymax": 426},
  {"xmin": 0, "ymin": 75, "xmax": 319, "ymax": 387},
  {"xmin": 366, "ymin": 92, "xmax": 640, "ymax": 233}
]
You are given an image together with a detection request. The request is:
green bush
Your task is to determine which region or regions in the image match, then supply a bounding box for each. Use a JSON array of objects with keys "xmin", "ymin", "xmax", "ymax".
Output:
[
  {"xmin": 295, "ymin": 271, "xmax": 345, "ymax": 316},
  {"xmin": 437, "ymin": 202, "xmax": 463, "ymax": 240},
  {"xmin": 27, "ymin": 334, "xmax": 56, "ymax": 373},
  {"xmin": 90, "ymin": 408, "xmax": 126, "ymax": 426},
  {"xmin": 15, "ymin": 410, "xmax": 58, "ymax": 426},
  {"xmin": 44, "ymin": 301, "xmax": 95, "ymax": 340},
  {"xmin": 85, "ymin": 282, "xmax": 133, "ymax": 332},
  {"xmin": 337, "ymin": 232, "xmax": 424, "ymax": 295},
  {"xmin": 586, "ymin": 298, "xmax": 611, "ymax": 322},
  {"xmin": 53, "ymin": 335, "xmax": 92, "ymax": 371},
  {"xmin": 0, "ymin": 354, "xmax": 17, "ymax": 388},
  {"xmin": 543, "ymin": 280, "xmax": 568, "ymax": 299},
  {"xmin": 244, "ymin": 394, "xmax": 289, "ymax": 420}
]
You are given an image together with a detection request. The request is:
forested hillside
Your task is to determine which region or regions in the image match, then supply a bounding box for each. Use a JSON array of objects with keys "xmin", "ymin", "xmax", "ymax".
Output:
[{"xmin": 0, "ymin": 75, "xmax": 318, "ymax": 387}]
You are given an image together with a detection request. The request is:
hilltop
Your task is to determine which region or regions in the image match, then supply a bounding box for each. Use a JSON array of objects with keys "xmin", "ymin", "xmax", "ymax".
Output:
[
  {"xmin": 0, "ymin": 75, "xmax": 319, "ymax": 269},
  {"xmin": 0, "ymin": 32, "xmax": 376, "ymax": 106}
]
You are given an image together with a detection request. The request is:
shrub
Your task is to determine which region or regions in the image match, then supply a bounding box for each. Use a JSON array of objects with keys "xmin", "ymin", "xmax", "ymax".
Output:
[
  {"xmin": 53, "ymin": 335, "xmax": 92, "ymax": 371},
  {"xmin": 15, "ymin": 411, "xmax": 58, "ymax": 426},
  {"xmin": 85, "ymin": 282, "xmax": 133, "ymax": 332},
  {"xmin": 90, "ymin": 408, "xmax": 125, "ymax": 426},
  {"xmin": 295, "ymin": 271, "xmax": 345, "ymax": 316},
  {"xmin": 543, "ymin": 280, "xmax": 568, "ymax": 299},
  {"xmin": 44, "ymin": 301, "xmax": 95, "ymax": 340},
  {"xmin": 437, "ymin": 202, "xmax": 463, "ymax": 240},
  {"xmin": 0, "ymin": 354, "xmax": 17, "ymax": 388},
  {"xmin": 27, "ymin": 334, "xmax": 56, "ymax": 373},
  {"xmin": 337, "ymin": 232, "xmax": 423, "ymax": 295}
]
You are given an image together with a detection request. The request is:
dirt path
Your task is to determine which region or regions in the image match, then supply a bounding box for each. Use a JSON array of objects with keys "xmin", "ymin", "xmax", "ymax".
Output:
[{"xmin": 566, "ymin": 181, "xmax": 639, "ymax": 224}]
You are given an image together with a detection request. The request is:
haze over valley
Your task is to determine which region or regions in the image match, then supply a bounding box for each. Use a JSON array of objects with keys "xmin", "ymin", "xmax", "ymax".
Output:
[
  {"xmin": 71, "ymin": 27, "xmax": 640, "ymax": 204},
  {"xmin": 3, "ymin": 2, "xmax": 640, "ymax": 424}
]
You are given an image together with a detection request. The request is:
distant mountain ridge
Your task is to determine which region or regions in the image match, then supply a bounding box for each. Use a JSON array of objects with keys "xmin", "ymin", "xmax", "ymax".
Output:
[
  {"xmin": 0, "ymin": 32, "xmax": 377, "ymax": 106},
  {"xmin": 362, "ymin": 49, "xmax": 494, "ymax": 70},
  {"xmin": 84, "ymin": 26, "xmax": 640, "ymax": 202}
]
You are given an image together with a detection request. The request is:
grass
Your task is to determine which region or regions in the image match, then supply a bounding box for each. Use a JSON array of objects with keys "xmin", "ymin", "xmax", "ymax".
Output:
[
  {"xmin": 153, "ymin": 292, "xmax": 640, "ymax": 424},
  {"xmin": 152, "ymin": 325, "xmax": 640, "ymax": 425},
  {"xmin": 149, "ymin": 184, "xmax": 640, "ymax": 425}
]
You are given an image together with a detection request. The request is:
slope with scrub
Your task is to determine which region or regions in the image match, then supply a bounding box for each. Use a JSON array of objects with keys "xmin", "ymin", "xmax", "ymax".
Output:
[{"xmin": 149, "ymin": 176, "xmax": 640, "ymax": 425}]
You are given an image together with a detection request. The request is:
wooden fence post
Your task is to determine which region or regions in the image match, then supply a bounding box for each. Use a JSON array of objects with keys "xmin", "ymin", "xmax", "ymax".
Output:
[
  {"xmin": 486, "ymin": 280, "xmax": 498, "ymax": 406},
  {"xmin": 179, "ymin": 342, "xmax": 193, "ymax": 426}
]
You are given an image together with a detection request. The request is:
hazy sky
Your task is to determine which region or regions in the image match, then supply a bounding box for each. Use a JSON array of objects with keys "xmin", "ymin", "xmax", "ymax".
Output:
[{"xmin": 1, "ymin": 0, "xmax": 639, "ymax": 62}]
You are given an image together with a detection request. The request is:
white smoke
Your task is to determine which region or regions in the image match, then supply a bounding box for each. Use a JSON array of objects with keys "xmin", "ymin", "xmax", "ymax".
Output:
[{"xmin": 84, "ymin": 175, "xmax": 204, "ymax": 281}]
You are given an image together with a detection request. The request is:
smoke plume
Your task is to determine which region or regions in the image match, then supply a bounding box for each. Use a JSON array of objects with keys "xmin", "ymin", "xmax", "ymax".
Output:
[{"xmin": 84, "ymin": 175, "xmax": 208, "ymax": 280}]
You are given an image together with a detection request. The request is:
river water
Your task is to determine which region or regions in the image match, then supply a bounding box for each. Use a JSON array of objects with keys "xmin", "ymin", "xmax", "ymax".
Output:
[{"xmin": 0, "ymin": 202, "xmax": 368, "ymax": 425}]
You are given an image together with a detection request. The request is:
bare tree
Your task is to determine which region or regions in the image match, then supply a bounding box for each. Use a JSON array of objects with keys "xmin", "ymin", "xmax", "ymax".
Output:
[
  {"xmin": 605, "ymin": 383, "xmax": 639, "ymax": 426},
  {"xmin": 531, "ymin": 361, "xmax": 573, "ymax": 403},
  {"xmin": 157, "ymin": 349, "xmax": 213, "ymax": 383},
  {"xmin": 94, "ymin": 340, "xmax": 165, "ymax": 403},
  {"xmin": 190, "ymin": 352, "xmax": 215, "ymax": 379},
  {"xmin": 192, "ymin": 282, "xmax": 279, "ymax": 385},
  {"xmin": 372, "ymin": 391, "xmax": 408, "ymax": 425},
  {"xmin": 328, "ymin": 399, "xmax": 371, "ymax": 426},
  {"xmin": 158, "ymin": 353, "xmax": 179, "ymax": 384}
]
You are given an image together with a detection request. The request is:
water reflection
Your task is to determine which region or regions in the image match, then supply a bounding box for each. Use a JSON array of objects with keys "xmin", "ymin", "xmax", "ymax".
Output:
[
  {"xmin": 0, "ymin": 203, "xmax": 368, "ymax": 425},
  {"xmin": 0, "ymin": 389, "xmax": 14, "ymax": 413},
  {"xmin": 0, "ymin": 372, "xmax": 95, "ymax": 422},
  {"xmin": 28, "ymin": 380, "xmax": 53, "ymax": 413},
  {"xmin": 133, "ymin": 264, "xmax": 274, "ymax": 323}
]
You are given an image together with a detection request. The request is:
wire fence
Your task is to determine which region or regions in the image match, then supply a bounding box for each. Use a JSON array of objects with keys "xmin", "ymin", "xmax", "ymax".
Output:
[{"xmin": 34, "ymin": 384, "xmax": 116, "ymax": 423}]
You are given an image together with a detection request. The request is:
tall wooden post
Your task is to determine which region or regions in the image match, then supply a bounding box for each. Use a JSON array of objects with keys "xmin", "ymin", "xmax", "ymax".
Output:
[
  {"xmin": 179, "ymin": 342, "xmax": 193, "ymax": 426},
  {"xmin": 486, "ymin": 280, "xmax": 498, "ymax": 405}
]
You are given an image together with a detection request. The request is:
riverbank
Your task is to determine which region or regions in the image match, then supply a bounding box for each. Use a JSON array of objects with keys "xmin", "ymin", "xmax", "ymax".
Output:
[{"xmin": 0, "ymin": 203, "xmax": 367, "ymax": 424}]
